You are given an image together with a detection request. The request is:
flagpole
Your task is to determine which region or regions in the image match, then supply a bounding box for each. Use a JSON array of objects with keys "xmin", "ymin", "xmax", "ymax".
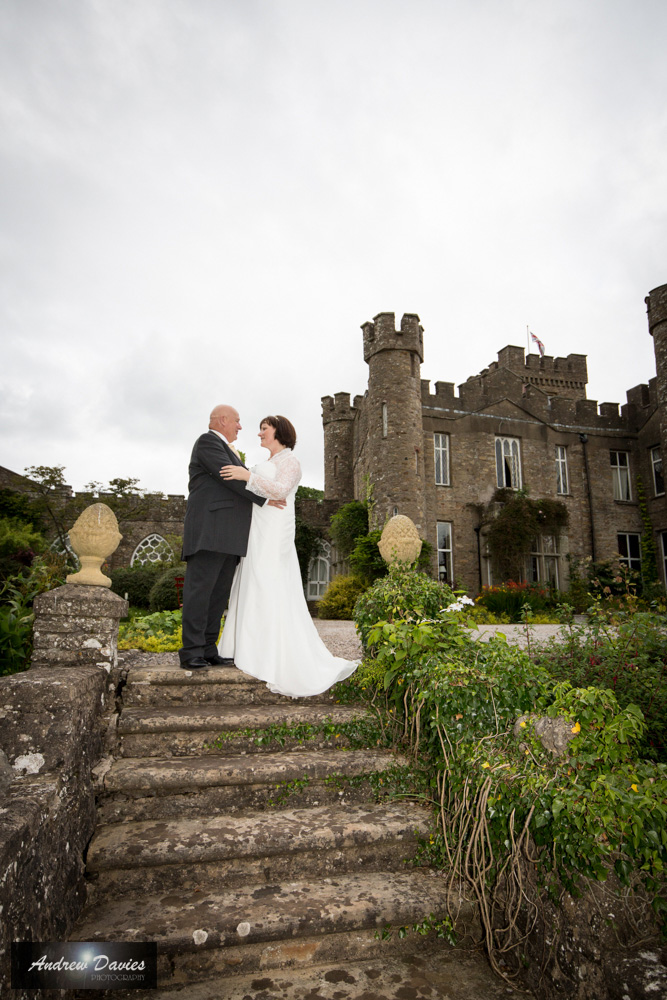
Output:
[{"xmin": 526, "ymin": 324, "xmax": 530, "ymax": 356}]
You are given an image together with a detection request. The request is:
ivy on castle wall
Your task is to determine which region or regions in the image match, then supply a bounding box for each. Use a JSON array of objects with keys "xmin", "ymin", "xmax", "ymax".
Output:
[{"xmin": 484, "ymin": 488, "xmax": 569, "ymax": 583}]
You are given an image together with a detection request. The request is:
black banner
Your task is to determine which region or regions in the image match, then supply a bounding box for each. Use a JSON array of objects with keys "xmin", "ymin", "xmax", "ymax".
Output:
[{"xmin": 11, "ymin": 941, "xmax": 158, "ymax": 990}]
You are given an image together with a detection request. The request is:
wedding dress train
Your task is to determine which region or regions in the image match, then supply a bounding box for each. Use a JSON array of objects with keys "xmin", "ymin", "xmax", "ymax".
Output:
[{"xmin": 219, "ymin": 448, "xmax": 359, "ymax": 697}]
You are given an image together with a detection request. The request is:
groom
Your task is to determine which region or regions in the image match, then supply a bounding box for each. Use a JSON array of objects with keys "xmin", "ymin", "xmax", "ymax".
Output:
[{"xmin": 178, "ymin": 404, "xmax": 284, "ymax": 670}]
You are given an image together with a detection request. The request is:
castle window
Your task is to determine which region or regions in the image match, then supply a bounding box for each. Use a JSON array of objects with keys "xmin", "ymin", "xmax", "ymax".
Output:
[
  {"xmin": 437, "ymin": 521, "xmax": 453, "ymax": 584},
  {"xmin": 661, "ymin": 532, "xmax": 667, "ymax": 587},
  {"xmin": 434, "ymin": 433, "xmax": 450, "ymax": 486},
  {"xmin": 131, "ymin": 533, "xmax": 174, "ymax": 566},
  {"xmin": 610, "ymin": 451, "xmax": 631, "ymax": 501},
  {"xmin": 527, "ymin": 535, "xmax": 560, "ymax": 589},
  {"xmin": 555, "ymin": 445, "xmax": 569, "ymax": 495},
  {"xmin": 495, "ymin": 437, "xmax": 521, "ymax": 489},
  {"xmin": 651, "ymin": 447, "xmax": 664, "ymax": 496},
  {"xmin": 382, "ymin": 403, "xmax": 388, "ymax": 438},
  {"xmin": 307, "ymin": 540, "xmax": 331, "ymax": 599},
  {"xmin": 617, "ymin": 532, "xmax": 641, "ymax": 573}
]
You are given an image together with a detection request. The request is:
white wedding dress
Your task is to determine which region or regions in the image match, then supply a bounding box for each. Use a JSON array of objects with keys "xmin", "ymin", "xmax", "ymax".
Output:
[{"xmin": 219, "ymin": 448, "xmax": 359, "ymax": 697}]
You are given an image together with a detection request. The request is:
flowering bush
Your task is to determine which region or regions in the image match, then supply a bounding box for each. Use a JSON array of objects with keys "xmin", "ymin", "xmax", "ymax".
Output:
[
  {"xmin": 534, "ymin": 604, "xmax": 667, "ymax": 762},
  {"xmin": 475, "ymin": 580, "xmax": 549, "ymax": 621},
  {"xmin": 344, "ymin": 605, "xmax": 667, "ymax": 966}
]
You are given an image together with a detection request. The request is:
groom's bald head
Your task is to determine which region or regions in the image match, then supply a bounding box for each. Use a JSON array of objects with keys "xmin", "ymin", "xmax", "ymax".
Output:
[{"xmin": 209, "ymin": 405, "xmax": 241, "ymax": 442}]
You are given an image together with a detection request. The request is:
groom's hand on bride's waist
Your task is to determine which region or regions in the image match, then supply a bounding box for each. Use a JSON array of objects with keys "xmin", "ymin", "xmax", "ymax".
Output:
[{"xmin": 267, "ymin": 499, "xmax": 287, "ymax": 509}]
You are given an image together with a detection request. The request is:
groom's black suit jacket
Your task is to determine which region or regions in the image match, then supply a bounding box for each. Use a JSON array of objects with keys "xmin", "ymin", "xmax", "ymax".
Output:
[{"xmin": 182, "ymin": 431, "xmax": 266, "ymax": 558}]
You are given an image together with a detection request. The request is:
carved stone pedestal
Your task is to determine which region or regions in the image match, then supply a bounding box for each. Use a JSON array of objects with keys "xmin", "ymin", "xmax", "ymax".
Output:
[{"xmin": 31, "ymin": 584, "xmax": 128, "ymax": 671}]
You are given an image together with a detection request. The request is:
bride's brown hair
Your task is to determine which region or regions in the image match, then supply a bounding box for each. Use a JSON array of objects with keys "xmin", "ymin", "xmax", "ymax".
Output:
[{"xmin": 260, "ymin": 415, "xmax": 297, "ymax": 450}]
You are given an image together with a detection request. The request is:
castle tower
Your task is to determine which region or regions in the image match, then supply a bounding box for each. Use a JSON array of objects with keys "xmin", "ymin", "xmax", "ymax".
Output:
[
  {"xmin": 362, "ymin": 312, "xmax": 426, "ymax": 532},
  {"xmin": 647, "ymin": 282, "xmax": 667, "ymax": 466},
  {"xmin": 321, "ymin": 392, "xmax": 356, "ymax": 501}
]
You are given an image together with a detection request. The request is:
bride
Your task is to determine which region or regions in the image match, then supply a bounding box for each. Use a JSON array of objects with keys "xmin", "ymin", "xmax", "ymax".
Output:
[{"xmin": 218, "ymin": 415, "xmax": 359, "ymax": 698}]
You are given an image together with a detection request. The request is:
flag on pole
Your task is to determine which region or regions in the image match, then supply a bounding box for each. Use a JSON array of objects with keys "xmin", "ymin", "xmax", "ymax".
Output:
[{"xmin": 530, "ymin": 330, "xmax": 545, "ymax": 357}]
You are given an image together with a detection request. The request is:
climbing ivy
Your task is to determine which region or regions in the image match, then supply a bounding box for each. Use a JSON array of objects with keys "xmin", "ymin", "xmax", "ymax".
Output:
[
  {"xmin": 484, "ymin": 488, "xmax": 568, "ymax": 583},
  {"xmin": 637, "ymin": 475, "xmax": 660, "ymax": 591}
]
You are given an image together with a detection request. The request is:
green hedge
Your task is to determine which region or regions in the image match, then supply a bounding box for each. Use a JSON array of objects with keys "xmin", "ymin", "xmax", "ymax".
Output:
[
  {"xmin": 109, "ymin": 564, "xmax": 163, "ymax": 609},
  {"xmin": 317, "ymin": 575, "xmax": 367, "ymax": 620},
  {"xmin": 149, "ymin": 563, "xmax": 187, "ymax": 612}
]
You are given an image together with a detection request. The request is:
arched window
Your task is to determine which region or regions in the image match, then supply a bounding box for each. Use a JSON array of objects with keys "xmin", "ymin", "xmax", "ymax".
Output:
[
  {"xmin": 49, "ymin": 533, "xmax": 79, "ymax": 568},
  {"xmin": 307, "ymin": 540, "xmax": 331, "ymax": 599},
  {"xmin": 131, "ymin": 533, "xmax": 174, "ymax": 566}
]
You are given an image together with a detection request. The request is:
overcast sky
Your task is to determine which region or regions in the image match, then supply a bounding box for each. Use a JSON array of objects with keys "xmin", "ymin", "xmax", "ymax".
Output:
[{"xmin": 1, "ymin": 0, "xmax": 666, "ymax": 498}]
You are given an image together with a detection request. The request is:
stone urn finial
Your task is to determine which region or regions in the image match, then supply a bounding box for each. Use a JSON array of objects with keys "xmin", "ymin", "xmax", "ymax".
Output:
[
  {"xmin": 378, "ymin": 514, "xmax": 422, "ymax": 567},
  {"xmin": 66, "ymin": 503, "xmax": 122, "ymax": 587}
]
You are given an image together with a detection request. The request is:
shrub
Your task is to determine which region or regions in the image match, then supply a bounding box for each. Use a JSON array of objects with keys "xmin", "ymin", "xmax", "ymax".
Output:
[
  {"xmin": 149, "ymin": 563, "xmax": 187, "ymax": 612},
  {"xmin": 345, "ymin": 613, "xmax": 667, "ymax": 962},
  {"xmin": 110, "ymin": 564, "xmax": 163, "ymax": 609},
  {"xmin": 475, "ymin": 581, "xmax": 549, "ymax": 622},
  {"xmin": 348, "ymin": 529, "xmax": 387, "ymax": 584},
  {"xmin": 0, "ymin": 554, "xmax": 66, "ymax": 674},
  {"xmin": 354, "ymin": 566, "xmax": 454, "ymax": 651},
  {"xmin": 317, "ymin": 575, "xmax": 367, "ymax": 620},
  {"xmin": 329, "ymin": 501, "xmax": 369, "ymax": 558},
  {"xmin": 533, "ymin": 606, "xmax": 667, "ymax": 762},
  {"xmin": 0, "ymin": 517, "xmax": 44, "ymax": 560},
  {"xmin": 118, "ymin": 609, "xmax": 183, "ymax": 651},
  {"xmin": 294, "ymin": 516, "xmax": 322, "ymax": 586}
]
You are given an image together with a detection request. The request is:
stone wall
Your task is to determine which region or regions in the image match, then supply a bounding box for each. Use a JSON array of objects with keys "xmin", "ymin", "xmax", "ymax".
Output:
[
  {"xmin": 0, "ymin": 663, "xmax": 120, "ymax": 997},
  {"xmin": 509, "ymin": 858, "xmax": 667, "ymax": 999}
]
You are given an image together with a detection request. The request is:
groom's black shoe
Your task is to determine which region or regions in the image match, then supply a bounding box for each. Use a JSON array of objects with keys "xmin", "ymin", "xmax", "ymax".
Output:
[
  {"xmin": 206, "ymin": 654, "xmax": 234, "ymax": 666},
  {"xmin": 180, "ymin": 657, "xmax": 209, "ymax": 670}
]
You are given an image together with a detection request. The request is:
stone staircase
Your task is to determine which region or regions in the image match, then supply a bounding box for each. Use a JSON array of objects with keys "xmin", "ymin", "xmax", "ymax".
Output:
[{"xmin": 70, "ymin": 648, "xmax": 530, "ymax": 999}]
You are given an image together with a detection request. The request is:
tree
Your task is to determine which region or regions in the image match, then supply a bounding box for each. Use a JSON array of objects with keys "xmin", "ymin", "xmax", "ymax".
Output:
[
  {"xmin": 23, "ymin": 465, "xmax": 71, "ymax": 554},
  {"xmin": 329, "ymin": 501, "xmax": 369, "ymax": 559}
]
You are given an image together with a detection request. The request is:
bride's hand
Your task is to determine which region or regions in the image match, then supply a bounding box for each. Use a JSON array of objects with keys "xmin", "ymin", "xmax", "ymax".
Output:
[{"xmin": 220, "ymin": 464, "xmax": 250, "ymax": 482}]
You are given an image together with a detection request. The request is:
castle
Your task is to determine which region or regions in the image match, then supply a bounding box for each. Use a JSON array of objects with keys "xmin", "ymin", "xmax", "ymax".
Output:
[
  {"xmin": 321, "ymin": 282, "xmax": 667, "ymax": 595},
  {"xmin": 4, "ymin": 283, "xmax": 667, "ymax": 602}
]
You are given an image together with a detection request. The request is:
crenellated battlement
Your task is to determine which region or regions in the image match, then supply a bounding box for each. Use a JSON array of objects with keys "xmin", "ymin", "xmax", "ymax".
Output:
[
  {"xmin": 362, "ymin": 312, "xmax": 424, "ymax": 365},
  {"xmin": 647, "ymin": 283, "xmax": 667, "ymax": 336},
  {"xmin": 420, "ymin": 370, "xmax": 656, "ymax": 432},
  {"xmin": 321, "ymin": 392, "xmax": 357, "ymax": 425}
]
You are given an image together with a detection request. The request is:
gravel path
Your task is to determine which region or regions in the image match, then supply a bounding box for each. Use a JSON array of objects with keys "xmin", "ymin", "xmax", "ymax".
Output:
[
  {"xmin": 313, "ymin": 618, "xmax": 363, "ymax": 659},
  {"xmin": 315, "ymin": 619, "xmax": 567, "ymax": 657}
]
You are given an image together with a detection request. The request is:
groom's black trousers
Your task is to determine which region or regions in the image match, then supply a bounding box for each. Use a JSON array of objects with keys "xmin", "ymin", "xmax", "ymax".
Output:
[{"xmin": 179, "ymin": 549, "xmax": 239, "ymax": 663}]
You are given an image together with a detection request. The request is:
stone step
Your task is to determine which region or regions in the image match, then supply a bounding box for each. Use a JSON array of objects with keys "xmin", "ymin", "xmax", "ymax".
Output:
[
  {"xmin": 118, "ymin": 704, "xmax": 366, "ymax": 758},
  {"xmin": 72, "ymin": 871, "xmax": 466, "ymax": 985},
  {"xmin": 123, "ymin": 665, "xmax": 336, "ymax": 707},
  {"xmin": 110, "ymin": 950, "xmax": 531, "ymax": 1000},
  {"xmin": 85, "ymin": 801, "xmax": 431, "ymax": 895},
  {"xmin": 96, "ymin": 748, "xmax": 401, "ymax": 823}
]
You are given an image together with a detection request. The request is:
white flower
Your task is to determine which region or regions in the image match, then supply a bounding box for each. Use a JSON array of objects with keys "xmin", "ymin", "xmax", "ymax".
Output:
[{"xmin": 444, "ymin": 595, "xmax": 474, "ymax": 613}]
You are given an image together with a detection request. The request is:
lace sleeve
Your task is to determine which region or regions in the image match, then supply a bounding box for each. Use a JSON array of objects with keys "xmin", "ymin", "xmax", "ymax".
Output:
[{"xmin": 247, "ymin": 452, "xmax": 302, "ymax": 500}]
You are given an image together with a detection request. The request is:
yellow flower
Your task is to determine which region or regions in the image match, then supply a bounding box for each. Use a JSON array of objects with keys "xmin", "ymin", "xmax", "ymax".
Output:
[
  {"xmin": 630, "ymin": 783, "xmax": 638, "ymax": 793},
  {"xmin": 482, "ymin": 762, "xmax": 490, "ymax": 769},
  {"xmin": 519, "ymin": 721, "xmax": 527, "ymax": 728},
  {"xmin": 571, "ymin": 722, "xmax": 581, "ymax": 734}
]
